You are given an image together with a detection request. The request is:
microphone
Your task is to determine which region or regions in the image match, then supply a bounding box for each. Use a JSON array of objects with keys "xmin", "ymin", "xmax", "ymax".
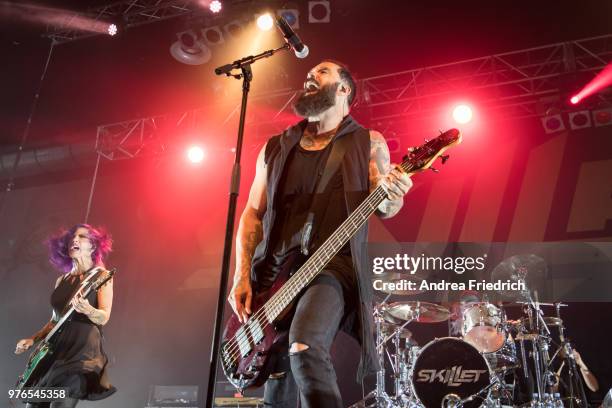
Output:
[{"xmin": 275, "ymin": 16, "xmax": 309, "ymax": 59}]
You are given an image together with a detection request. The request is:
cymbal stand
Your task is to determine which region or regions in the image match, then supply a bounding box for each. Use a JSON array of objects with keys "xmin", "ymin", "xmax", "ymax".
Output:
[{"xmin": 555, "ymin": 304, "xmax": 588, "ymax": 408}]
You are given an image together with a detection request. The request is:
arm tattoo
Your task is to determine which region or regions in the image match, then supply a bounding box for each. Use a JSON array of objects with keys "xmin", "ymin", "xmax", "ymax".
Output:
[
  {"xmin": 237, "ymin": 222, "xmax": 263, "ymax": 278},
  {"xmin": 370, "ymin": 134, "xmax": 403, "ymax": 218},
  {"xmin": 87, "ymin": 308, "xmax": 109, "ymax": 325}
]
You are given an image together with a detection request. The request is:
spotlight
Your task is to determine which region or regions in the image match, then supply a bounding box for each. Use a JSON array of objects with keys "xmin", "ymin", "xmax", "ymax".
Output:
[
  {"xmin": 452, "ymin": 104, "xmax": 473, "ymax": 124},
  {"xmin": 223, "ymin": 20, "xmax": 244, "ymax": 39},
  {"xmin": 256, "ymin": 13, "xmax": 274, "ymax": 31},
  {"xmin": 569, "ymin": 111, "xmax": 592, "ymax": 130},
  {"xmin": 593, "ymin": 107, "xmax": 612, "ymax": 127},
  {"xmin": 570, "ymin": 95, "xmax": 580, "ymax": 105},
  {"xmin": 187, "ymin": 146, "xmax": 205, "ymax": 163},
  {"xmin": 308, "ymin": 1, "xmax": 330, "ymax": 23},
  {"xmin": 209, "ymin": 0, "xmax": 222, "ymax": 13},
  {"xmin": 170, "ymin": 30, "xmax": 212, "ymax": 65},
  {"xmin": 277, "ymin": 9, "xmax": 299, "ymax": 29},
  {"xmin": 541, "ymin": 114, "xmax": 565, "ymax": 134},
  {"xmin": 107, "ymin": 23, "xmax": 118, "ymax": 36},
  {"xmin": 202, "ymin": 26, "xmax": 224, "ymax": 46}
]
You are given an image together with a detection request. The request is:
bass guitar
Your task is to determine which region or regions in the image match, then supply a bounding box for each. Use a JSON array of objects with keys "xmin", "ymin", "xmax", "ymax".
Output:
[{"xmin": 221, "ymin": 129, "xmax": 462, "ymax": 391}]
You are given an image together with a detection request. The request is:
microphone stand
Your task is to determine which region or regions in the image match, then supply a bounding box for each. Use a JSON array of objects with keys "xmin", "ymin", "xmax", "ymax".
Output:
[{"xmin": 204, "ymin": 43, "xmax": 291, "ymax": 408}]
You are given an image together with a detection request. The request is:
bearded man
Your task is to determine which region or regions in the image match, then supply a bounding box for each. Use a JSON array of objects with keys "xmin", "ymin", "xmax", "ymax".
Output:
[{"xmin": 227, "ymin": 60, "xmax": 412, "ymax": 407}]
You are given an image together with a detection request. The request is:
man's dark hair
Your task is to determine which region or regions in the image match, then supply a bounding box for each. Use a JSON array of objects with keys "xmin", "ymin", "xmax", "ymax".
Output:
[{"xmin": 322, "ymin": 59, "xmax": 357, "ymax": 107}]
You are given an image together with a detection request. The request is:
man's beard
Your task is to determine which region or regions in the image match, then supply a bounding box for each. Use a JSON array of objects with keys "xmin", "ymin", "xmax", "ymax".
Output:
[{"xmin": 293, "ymin": 82, "xmax": 339, "ymax": 118}]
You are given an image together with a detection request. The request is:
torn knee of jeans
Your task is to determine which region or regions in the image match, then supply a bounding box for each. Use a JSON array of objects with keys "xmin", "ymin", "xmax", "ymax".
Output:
[
  {"xmin": 269, "ymin": 371, "xmax": 286, "ymax": 379},
  {"xmin": 289, "ymin": 342, "xmax": 310, "ymax": 356}
]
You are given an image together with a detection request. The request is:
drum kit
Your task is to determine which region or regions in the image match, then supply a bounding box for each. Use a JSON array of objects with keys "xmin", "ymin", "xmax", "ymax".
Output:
[{"xmin": 352, "ymin": 255, "xmax": 590, "ymax": 408}]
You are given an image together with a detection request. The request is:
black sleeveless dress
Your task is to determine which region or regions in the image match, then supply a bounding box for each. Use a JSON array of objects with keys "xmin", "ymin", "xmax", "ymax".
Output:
[{"xmin": 32, "ymin": 272, "xmax": 116, "ymax": 401}]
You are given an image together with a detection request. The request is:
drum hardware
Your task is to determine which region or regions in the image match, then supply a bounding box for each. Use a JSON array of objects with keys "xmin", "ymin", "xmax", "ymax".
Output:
[{"xmin": 384, "ymin": 301, "xmax": 451, "ymax": 324}]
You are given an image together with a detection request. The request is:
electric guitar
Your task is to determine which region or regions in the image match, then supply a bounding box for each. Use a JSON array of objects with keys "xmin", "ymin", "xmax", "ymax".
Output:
[
  {"xmin": 16, "ymin": 267, "xmax": 116, "ymax": 390},
  {"xmin": 221, "ymin": 129, "xmax": 462, "ymax": 391}
]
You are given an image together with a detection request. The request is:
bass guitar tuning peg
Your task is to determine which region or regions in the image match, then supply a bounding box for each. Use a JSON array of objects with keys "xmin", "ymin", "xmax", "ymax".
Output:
[{"xmin": 440, "ymin": 155, "xmax": 450, "ymax": 164}]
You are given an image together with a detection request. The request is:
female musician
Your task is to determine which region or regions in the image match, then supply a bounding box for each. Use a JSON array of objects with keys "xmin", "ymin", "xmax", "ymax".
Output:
[{"xmin": 14, "ymin": 224, "xmax": 116, "ymax": 408}]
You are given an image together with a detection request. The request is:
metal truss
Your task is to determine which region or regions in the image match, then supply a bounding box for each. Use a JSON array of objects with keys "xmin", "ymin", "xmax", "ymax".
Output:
[
  {"xmin": 96, "ymin": 34, "xmax": 612, "ymax": 160},
  {"xmin": 47, "ymin": 0, "xmax": 197, "ymax": 43}
]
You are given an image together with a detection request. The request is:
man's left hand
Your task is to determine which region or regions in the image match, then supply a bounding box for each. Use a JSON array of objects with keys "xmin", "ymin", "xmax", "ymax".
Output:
[{"xmin": 380, "ymin": 165, "xmax": 412, "ymax": 200}]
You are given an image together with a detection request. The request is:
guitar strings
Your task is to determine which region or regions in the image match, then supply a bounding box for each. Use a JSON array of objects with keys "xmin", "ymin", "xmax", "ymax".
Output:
[
  {"xmin": 222, "ymin": 187, "xmax": 388, "ymax": 363},
  {"xmin": 222, "ymin": 152, "xmax": 427, "ymax": 363},
  {"xmin": 222, "ymin": 140, "xmax": 444, "ymax": 365}
]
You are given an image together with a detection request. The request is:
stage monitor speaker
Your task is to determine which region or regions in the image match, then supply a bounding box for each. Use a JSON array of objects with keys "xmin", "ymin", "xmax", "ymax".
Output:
[{"xmin": 146, "ymin": 385, "xmax": 198, "ymax": 407}]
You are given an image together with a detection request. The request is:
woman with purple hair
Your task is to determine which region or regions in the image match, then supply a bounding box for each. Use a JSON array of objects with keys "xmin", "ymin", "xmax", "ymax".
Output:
[{"xmin": 15, "ymin": 224, "xmax": 116, "ymax": 408}]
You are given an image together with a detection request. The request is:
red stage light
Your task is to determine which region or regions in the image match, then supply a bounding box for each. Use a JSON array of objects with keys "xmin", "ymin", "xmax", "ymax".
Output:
[
  {"xmin": 570, "ymin": 96, "xmax": 579, "ymax": 104},
  {"xmin": 571, "ymin": 62, "xmax": 612, "ymax": 104},
  {"xmin": 187, "ymin": 146, "xmax": 205, "ymax": 163},
  {"xmin": 594, "ymin": 109, "xmax": 612, "ymax": 125},
  {"xmin": 452, "ymin": 104, "xmax": 473, "ymax": 124},
  {"xmin": 108, "ymin": 23, "xmax": 118, "ymax": 36}
]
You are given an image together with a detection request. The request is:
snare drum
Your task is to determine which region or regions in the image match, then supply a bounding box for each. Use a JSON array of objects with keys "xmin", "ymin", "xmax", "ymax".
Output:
[{"xmin": 462, "ymin": 303, "xmax": 506, "ymax": 353}]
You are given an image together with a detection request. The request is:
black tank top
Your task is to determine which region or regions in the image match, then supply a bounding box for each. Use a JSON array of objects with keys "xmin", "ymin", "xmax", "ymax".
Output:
[
  {"xmin": 52, "ymin": 272, "xmax": 99, "ymax": 324},
  {"xmin": 262, "ymin": 141, "xmax": 355, "ymax": 292}
]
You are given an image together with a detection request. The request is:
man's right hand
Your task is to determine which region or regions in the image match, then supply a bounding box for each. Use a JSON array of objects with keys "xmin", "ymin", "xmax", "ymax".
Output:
[
  {"xmin": 228, "ymin": 278, "xmax": 253, "ymax": 324},
  {"xmin": 15, "ymin": 338, "xmax": 34, "ymax": 355}
]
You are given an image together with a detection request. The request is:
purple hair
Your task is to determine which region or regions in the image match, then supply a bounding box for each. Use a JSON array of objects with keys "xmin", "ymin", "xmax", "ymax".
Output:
[{"xmin": 46, "ymin": 224, "xmax": 113, "ymax": 273}]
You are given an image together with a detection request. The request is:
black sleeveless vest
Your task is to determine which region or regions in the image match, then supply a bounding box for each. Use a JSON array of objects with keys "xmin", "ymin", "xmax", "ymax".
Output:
[{"xmin": 250, "ymin": 115, "xmax": 379, "ymax": 380}]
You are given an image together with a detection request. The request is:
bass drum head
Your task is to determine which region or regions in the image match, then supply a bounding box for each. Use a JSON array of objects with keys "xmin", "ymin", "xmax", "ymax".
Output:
[{"xmin": 412, "ymin": 337, "xmax": 491, "ymax": 408}]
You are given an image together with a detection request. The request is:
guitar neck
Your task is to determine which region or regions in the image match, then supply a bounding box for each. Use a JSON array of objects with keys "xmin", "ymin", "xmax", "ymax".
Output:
[{"xmin": 262, "ymin": 184, "xmax": 388, "ymax": 322}]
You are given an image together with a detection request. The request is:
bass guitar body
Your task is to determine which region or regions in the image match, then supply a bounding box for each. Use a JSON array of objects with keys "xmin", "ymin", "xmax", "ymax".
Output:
[{"xmin": 221, "ymin": 271, "xmax": 292, "ymax": 391}]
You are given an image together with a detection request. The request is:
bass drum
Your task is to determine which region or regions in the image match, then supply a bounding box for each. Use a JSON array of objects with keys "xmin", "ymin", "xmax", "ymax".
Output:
[{"xmin": 412, "ymin": 337, "xmax": 491, "ymax": 408}]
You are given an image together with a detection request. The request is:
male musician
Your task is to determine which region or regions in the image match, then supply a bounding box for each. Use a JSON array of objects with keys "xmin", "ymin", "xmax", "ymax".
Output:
[{"xmin": 227, "ymin": 60, "xmax": 412, "ymax": 407}]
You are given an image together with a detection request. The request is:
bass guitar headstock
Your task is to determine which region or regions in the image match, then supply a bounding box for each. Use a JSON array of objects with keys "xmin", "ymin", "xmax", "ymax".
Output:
[{"xmin": 400, "ymin": 128, "xmax": 462, "ymax": 175}]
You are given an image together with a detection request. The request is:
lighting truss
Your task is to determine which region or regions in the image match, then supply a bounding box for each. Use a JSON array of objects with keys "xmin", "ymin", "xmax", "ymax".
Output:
[
  {"xmin": 46, "ymin": 0, "xmax": 197, "ymax": 44},
  {"xmin": 96, "ymin": 34, "xmax": 612, "ymax": 160}
]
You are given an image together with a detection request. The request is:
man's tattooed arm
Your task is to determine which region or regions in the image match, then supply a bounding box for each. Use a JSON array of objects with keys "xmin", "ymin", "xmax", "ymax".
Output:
[
  {"xmin": 234, "ymin": 144, "xmax": 268, "ymax": 281},
  {"xmin": 369, "ymin": 130, "xmax": 404, "ymax": 218}
]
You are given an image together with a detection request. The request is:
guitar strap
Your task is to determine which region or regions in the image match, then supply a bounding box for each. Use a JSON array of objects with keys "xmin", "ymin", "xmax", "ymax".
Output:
[{"xmin": 300, "ymin": 135, "xmax": 350, "ymax": 255}]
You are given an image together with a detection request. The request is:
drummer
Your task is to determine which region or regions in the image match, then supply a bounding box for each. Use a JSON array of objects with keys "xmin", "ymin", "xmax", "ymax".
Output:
[
  {"xmin": 447, "ymin": 290, "xmax": 480, "ymax": 336},
  {"xmin": 554, "ymin": 348, "xmax": 599, "ymax": 393}
]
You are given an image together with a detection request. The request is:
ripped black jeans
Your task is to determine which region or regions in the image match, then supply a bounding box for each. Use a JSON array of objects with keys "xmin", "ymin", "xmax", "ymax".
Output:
[{"xmin": 263, "ymin": 272, "xmax": 345, "ymax": 408}]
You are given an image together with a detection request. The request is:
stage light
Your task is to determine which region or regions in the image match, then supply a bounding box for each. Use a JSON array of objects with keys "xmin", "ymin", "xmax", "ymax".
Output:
[
  {"xmin": 223, "ymin": 20, "xmax": 244, "ymax": 39},
  {"xmin": 257, "ymin": 13, "xmax": 274, "ymax": 31},
  {"xmin": 569, "ymin": 111, "xmax": 592, "ymax": 130},
  {"xmin": 593, "ymin": 108, "xmax": 612, "ymax": 127},
  {"xmin": 187, "ymin": 146, "xmax": 205, "ymax": 163},
  {"xmin": 170, "ymin": 30, "xmax": 212, "ymax": 65},
  {"xmin": 308, "ymin": 1, "xmax": 331, "ymax": 23},
  {"xmin": 277, "ymin": 9, "xmax": 299, "ymax": 29},
  {"xmin": 541, "ymin": 114, "xmax": 565, "ymax": 134},
  {"xmin": 570, "ymin": 95, "xmax": 580, "ymax": 105},
  {"xmin": 210, "ymin": 0, "xmax": 222, "ymax": 13},
  {"xmin": 107, "ymin": 23, "xmax": 118, "ymax": 36},
  {"xmin": 452, "ymin": 104, "xmax": 473, "ymax": 124},
  {"xmin": 202, "ymin": 26, "xmax": 224, "ymax": 46}
]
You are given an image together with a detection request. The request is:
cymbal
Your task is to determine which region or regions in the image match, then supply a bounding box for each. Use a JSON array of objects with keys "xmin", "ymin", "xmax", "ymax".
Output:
[
  {"xmin": 543, "ymin": 316, "xmax": 563, "ymax": 327},
  {"xmin": 372, "ymin": 272, "xmax": 426, "ymax": 295},
  {"xmin": 384, "ymin": 301, "xmax": 450, "ymax": 323},
  {"xmin": 379, "ymin": 321, "xmax": 414, "ymax": 339},
  {"xmin": 490, "ymin": 254, "xmax": 547, "ymax": 300}
]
